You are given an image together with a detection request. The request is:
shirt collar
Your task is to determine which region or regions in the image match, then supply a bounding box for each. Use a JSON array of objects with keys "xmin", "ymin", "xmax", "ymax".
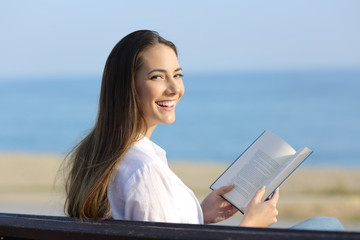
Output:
[{"xmin": 135, "ymin": 136, "xmax": 168, "ymax": 165}]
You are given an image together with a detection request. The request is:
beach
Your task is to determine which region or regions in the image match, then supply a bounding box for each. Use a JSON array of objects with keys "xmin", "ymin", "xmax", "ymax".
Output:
[{"xmin": 0, "ymin": 152, "xmax": 359, "ymax": 231}]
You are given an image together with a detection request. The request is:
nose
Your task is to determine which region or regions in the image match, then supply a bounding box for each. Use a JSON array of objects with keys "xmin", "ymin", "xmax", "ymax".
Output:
[{"xmin": 165, "ymin": 76, "xmax": 183, "ymax": 96}]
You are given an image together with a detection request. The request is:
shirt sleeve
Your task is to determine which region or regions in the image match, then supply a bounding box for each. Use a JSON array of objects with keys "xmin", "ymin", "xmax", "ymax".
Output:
[{"xmin": 123, "ymin": 162, "xmax": 179, "ymax": 223}]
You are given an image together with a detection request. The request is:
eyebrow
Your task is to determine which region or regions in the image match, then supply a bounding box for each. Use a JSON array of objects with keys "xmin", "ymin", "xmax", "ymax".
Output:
[{"xmin": 147, "ymin": 67, "xmax": 182, "ymax": 75}]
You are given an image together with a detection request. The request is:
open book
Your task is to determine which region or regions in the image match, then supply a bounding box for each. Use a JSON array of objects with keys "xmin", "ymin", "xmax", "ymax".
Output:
[{"xmin": 210, "ymin": 130, "xmax": 312, "ymax": 214}]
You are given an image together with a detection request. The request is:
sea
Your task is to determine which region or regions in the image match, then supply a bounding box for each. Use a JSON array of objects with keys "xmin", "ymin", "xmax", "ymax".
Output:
[{"xmin": 0, "ymin": 69, "xmax": 359, "ymax": 167}]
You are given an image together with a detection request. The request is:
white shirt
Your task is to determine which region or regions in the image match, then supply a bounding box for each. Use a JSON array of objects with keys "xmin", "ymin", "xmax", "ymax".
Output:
[{"xmin": 108, "ymin": 137, "xmax": 204, "ymax": 224}]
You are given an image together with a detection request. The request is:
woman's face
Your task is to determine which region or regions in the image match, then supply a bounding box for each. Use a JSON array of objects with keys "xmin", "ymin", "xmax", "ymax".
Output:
[{"xmin": 135, "ymin": 44, "xmax": 184, "ymax": 134}]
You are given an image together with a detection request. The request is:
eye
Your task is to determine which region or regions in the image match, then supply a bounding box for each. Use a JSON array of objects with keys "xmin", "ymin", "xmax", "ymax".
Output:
[
  {"xmin": 150, "ymin": 75, "xmax": 163, "ymax": 80},
  {"xmin": 174, "ymin": 73, "xmax": 183, "ymax": 79}
]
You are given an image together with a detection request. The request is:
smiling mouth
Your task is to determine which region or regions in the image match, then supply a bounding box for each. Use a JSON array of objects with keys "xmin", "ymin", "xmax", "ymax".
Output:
[{"xmin": 156, "ymin": 100, "xmax": 175, "ymax": 108}]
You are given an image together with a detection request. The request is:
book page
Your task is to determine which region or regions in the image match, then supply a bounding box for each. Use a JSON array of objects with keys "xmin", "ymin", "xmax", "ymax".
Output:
[
  {"xmin": 263, "ymin": 147, "xmax": 312, "ymax": 199},
  {"xmin": 210, "ymin": 131, "xmax": 296, "ymax": 210},
  {"xmin": 231, "ymin": 149, "xmax": 284, "ymax": 200}
]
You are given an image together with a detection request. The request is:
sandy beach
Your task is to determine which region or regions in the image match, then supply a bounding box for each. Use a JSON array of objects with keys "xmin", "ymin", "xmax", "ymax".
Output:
[{"xmin": 0, "ymin": 152, "xmax": 359, "ymax": 231}]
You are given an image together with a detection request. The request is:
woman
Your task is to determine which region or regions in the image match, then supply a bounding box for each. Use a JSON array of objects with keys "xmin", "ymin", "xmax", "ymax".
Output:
[{"xmin": 65, "ymin": 30, "xmax": 343, "ymax": 229}]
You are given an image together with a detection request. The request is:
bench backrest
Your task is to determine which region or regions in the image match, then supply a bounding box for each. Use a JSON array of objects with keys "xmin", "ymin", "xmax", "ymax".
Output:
[{"xmin": 1, "ymin": 213, "xmax": 359, "ymax": 240}]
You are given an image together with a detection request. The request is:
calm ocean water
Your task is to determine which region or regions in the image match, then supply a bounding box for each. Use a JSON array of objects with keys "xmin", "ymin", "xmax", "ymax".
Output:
[{"xmin": 0, "ymin": 69, "xmax": 359, "ymax": 166}]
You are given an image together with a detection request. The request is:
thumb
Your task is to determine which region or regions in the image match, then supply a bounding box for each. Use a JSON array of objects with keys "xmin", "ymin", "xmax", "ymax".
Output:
[
  {"xmin": 214, "ymin": 184, "xmax": 235, "ymax": 195},
  {"xmin": 268, "ymin": 188, "xmax": 280, "ymax": 203},
  {"xmin": 253, "ymin": 186, "xmax": 266, "ymax": 202}
]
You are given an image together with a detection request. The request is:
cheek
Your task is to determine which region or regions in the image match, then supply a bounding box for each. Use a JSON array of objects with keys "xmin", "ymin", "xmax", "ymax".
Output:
[{"xmin": 137, "ymin": 84, "xmax": 158, "ymax": 104}]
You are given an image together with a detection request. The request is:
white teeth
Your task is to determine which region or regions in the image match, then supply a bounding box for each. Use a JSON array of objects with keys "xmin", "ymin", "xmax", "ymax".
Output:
[{"xmin": 156, "ymin": 101, "xmax": 175, "ymax": 107}]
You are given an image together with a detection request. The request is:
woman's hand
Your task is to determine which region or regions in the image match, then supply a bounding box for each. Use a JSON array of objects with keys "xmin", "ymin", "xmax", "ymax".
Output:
[
  {"xmin": 201, "ymin": 185, "xmax": 238, "ymax": 224},
  {"xmin": 239, "ymin": 186, "xmax": 279, "ymax": 228}
]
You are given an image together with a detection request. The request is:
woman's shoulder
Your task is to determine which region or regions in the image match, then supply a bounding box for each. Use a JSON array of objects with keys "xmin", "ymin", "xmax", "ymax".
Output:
[
  {"xmin": 122, "ymin": 144, "xmax": 156, "ymax": 168},
  {"xmin": 114, "ymin": 138, "xmax": 166, "ymax": 181}
]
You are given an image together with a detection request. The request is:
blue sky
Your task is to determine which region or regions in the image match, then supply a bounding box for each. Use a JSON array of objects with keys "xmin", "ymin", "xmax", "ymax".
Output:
[{"xmin": 0, "ymin": 0, "xmax": 359, "ymax": 77}]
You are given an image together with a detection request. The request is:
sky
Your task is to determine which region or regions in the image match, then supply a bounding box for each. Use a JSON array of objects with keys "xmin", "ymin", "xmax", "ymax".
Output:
[{"xmin": 0, "ymin": 0, "xmax": 359, "ymax": 77}]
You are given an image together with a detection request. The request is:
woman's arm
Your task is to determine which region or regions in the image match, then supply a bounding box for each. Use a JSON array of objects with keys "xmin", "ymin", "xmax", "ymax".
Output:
[{"xmin": 201, "ymin": 185, "xmax": 279, "ymax": 227}]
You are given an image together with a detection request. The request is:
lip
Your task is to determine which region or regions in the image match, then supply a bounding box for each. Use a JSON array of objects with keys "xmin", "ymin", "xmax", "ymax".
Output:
[{"xmin": 155, "ymin": 100, "xmax": 176, "ymax": 111}]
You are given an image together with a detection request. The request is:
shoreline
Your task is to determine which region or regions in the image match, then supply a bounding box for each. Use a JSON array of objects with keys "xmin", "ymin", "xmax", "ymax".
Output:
[{"xmin": 1, "ymin": 152, "xmax": 359, "ymax": 231}]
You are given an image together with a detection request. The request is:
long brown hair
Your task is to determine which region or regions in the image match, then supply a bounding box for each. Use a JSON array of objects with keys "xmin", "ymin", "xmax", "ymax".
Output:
[{"xmin": 65, "ymin": 30, "xmax": 177, "ymax": 219}]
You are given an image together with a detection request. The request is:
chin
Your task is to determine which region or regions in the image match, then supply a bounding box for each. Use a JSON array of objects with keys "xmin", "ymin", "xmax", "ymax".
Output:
[
  {"xmin": 163, "ymin": 120, "xmax": 175, "ymax": 125},
  {"xmin": 162, "ymin": 117, "xmax": 176, "ymax": 125}
]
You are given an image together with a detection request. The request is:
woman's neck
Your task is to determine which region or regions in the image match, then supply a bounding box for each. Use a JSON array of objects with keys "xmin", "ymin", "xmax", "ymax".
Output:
[{"xmin": 144, "ymin": 124, "xmax": 157, "ymax": 138}]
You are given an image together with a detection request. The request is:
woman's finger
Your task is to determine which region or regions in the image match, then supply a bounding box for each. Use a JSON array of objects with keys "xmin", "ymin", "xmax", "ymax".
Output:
[
  {"xmin": 214, "ymin": 184, "xmax": 235, "ymax": 195},
  {"xmin": 268, "ymin": 188, "xmax": 280, "ymax": 203},
  {"xmin": 253, "ymin": 186, "xmax": 266, "ymax": 203}
]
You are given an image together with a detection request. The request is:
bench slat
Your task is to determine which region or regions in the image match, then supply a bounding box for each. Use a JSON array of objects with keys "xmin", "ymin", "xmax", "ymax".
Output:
[{"xmin": 1, "ymin": 213, "xmax": 359, "ymax": 240}]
